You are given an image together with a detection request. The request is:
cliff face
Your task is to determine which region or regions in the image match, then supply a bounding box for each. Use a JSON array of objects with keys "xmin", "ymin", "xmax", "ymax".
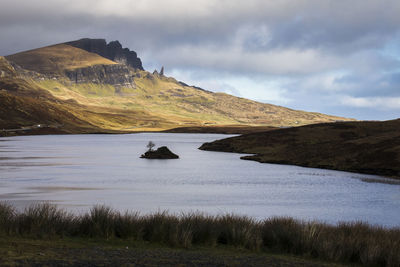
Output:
[
  {"xmin": 65, "ymin": 64, "xmax": 135, "ymax": 88},
  {"xmin": 5, "ymin": 43, "xmax": 138, "ymax": 87},
  {"xmin": 66, "ymin": 39, "xmax": 144, "ymax": 70},
  {"xmin": 1, "ymin": 39, "xmax": 354, "ymax": 134}
]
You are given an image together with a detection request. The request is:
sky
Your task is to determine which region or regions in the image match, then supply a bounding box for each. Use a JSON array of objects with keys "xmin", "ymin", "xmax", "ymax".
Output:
[{"xmin": 1, "ymin": 0, "xmax": 399, "ymax": 120}]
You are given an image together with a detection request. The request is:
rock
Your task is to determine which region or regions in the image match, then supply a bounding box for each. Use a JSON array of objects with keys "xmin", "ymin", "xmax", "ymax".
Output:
[
  {"xmin": 66, "ymin": 38, "xmax": 144, "ymax": 70},
  {"xmin": 64, "ymin": 64, "xmax": 135, "ymax": 87},
  {"xmin": 140, "ymin": 146, "xmax": 179, "ymax": 159},
  {"xmin": 153, "ymin": 67, "xmax": 164, "ymax": 76}
]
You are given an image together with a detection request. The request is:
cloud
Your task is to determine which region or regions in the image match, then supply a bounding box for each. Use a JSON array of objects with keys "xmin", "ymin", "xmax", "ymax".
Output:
[
  {"xmin": 2, "ymin": 0, "xmax": 400, "ymax": 53},
  {"xmin": 341, "ymin": 96, "xmax": 400, "ymax": 110},
  {"xmin": 1, "ymin": 0, "xmax": 400, "ymax": 120},
  {"xmin": 154, "ymin": 45, "xmax": 343, "ymax": 75}
]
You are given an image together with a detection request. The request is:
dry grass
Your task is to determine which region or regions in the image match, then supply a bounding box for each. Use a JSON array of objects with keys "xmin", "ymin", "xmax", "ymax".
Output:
[
  {"xmin": 6, "ymin": 44, "xmax": 116, "ymax": 75},
  {"xmin": 33, "ymin": 73, "xmax": 351, "ymax": 131},
  {"xmin": 0, "ymin": 203, "xmax": 399, "ymax": 266}
]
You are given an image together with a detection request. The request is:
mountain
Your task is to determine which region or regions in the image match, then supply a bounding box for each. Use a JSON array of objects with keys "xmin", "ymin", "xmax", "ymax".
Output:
[
  {"xmin": 1, "ymin": 38, "xmax": 352, "ymax": 135},
  {"xmin": 200, "ymin": 119, "xmax": 400, "ymax": 178},
  {"xmin": 65, "ymin": 38, "xmax": 144, "ymax": 70}
]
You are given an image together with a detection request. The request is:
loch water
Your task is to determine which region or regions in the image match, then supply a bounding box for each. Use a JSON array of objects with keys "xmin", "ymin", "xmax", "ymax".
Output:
[{"xmin": 0, "ymin": 133, "xmax": 399, "ymax": 227}]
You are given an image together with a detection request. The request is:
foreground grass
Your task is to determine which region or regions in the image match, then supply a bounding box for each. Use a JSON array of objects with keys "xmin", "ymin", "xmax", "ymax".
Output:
[
  {"xmin": 0, "ymin": 237, "xmax": 340, "ymax": 266},
  {"xmin": 0, "ymin": 203, "xmax": 399, "ymax": 266}
]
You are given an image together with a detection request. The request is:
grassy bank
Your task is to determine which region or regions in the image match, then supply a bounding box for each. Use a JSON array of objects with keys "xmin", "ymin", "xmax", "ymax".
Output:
[{"xmin": 0, "ymin": 203, "xmax": 399, "ymax": 266}]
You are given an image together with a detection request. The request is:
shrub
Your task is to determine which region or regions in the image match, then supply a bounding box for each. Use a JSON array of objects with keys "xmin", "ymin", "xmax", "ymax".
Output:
[
  {"xmin": 0, "ymin": 202, "xmax": 15, "ymax": 235},
  {"xmin": 16, "ymin": 202, "xmax": 74, "ymax": 238}
]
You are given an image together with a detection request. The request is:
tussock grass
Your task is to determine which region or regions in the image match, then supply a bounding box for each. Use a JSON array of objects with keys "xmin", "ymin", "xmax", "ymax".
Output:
[
  {"xmin": 0, "ymin": 202, "xmax": 399, "ymax": 266},
  {"xmin": 16, "ymin": 203, "xmax": 75, "ymax": 238}
]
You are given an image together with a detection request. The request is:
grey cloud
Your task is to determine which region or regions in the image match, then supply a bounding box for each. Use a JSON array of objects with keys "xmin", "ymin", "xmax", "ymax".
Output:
[
  {"xmin": 336, "ymin": 72, "xmax": 400, "ymax": 98},
  {"xmin": 261, "ymin": 1, "xmax": 400, "ymax": 53},
  {"xmin": 1, "ymin": 0, "xmax": 400, "ymax": 120},
  {"xmin": 2, "ymin": 0, "xmax": 400, "ymax": 55}
]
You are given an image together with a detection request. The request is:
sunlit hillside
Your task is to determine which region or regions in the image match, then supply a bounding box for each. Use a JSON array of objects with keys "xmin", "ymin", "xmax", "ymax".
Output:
[
  {"xmin": 6, "ymin": 44, "xmax": 116, "ymax": 75},
  {"xmin": 1, "ymin": 41, "xmax": 353, "ymax": 133}
]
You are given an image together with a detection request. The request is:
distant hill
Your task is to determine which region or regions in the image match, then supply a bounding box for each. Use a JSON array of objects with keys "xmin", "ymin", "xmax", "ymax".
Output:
[
  {"xmin": 1, "ymin": 39, "xmax": 353, "ymax": 135},
  {"xmin": 200, "ymin": 119, "xmax": 400, "ymax": 178}
]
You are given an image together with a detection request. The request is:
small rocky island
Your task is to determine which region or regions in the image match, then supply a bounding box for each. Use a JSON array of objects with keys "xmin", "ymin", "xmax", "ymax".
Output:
[{"xmin": 140, "ymin": 142, "xmax": 179, "ymax": 159}]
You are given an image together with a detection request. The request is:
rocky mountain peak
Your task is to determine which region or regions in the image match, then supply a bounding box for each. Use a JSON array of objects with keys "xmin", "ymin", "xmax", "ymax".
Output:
[{"xmin": 66, "ymin": 38, "xmax": 144, "ymax": 70}]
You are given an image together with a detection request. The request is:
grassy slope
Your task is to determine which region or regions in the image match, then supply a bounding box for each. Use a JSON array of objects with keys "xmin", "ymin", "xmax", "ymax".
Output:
[
  {"xmin": 200, "ymin": 120, "xmax": 400, "ymax": 178},
  {"xmin": 33, "ymin": 72, "xmax": 351, "ymax": 131},
  {"xmin": 5, "ymin": 44, "xmax": 116, "ymax": 75},
  {"xmin": 0, "ymin": 57, "xmax": 171, "ymax": 134},
  {"xmin": 0, "ymin": 78, "xmax": 110, "ymax": 134},
  {"xmin": 0, "ymin": 78, "xmax": 171, "ymax": 134}
]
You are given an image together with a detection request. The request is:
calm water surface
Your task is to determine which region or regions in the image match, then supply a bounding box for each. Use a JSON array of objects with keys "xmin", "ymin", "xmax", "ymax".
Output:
[{"xmin": 0, "ymin": 133, "xmax": 399, "ymax": 227}]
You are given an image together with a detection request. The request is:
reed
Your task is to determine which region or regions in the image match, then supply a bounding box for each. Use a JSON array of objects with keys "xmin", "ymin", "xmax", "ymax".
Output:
[{"xmin": 0, "ymin": 202, "xmax": 398, "ymax": 266}]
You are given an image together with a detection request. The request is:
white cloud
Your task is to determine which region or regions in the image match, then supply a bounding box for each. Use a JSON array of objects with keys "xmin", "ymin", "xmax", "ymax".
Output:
[
  {"xmin": 168, "ymin": 68, "xmax": 290, "ymax": 104},
  {"xmin": 341, "ymin": 96, "xmax": 400, "ymax": 109}
]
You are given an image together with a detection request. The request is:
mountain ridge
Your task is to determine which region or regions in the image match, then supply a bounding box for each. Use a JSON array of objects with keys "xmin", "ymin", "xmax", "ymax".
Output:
[{"xmin": 0, "ymin": 39, "xmax": 353, "ymax": 135}]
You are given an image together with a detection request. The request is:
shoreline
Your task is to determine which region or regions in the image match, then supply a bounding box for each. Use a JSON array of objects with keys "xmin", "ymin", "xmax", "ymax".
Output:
[
  {"xmin": 238, "ymin": 155, "xmax": 400, "ymax": 181},
  {"xmin": 0, "ymin": 125, "xmax": 278, "ymax": 137},
  {"xmin": 199, "ymin": 120, "xmax": 400, "ymax": 180}
]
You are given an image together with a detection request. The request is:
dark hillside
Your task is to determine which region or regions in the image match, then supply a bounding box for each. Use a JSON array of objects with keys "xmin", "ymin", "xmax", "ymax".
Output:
[{"xmin": 200, "ymin": 120, "xmax": 400, "ymax": 178}]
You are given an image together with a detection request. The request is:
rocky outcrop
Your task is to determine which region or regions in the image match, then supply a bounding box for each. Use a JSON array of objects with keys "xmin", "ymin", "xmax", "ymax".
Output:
[
  {"xmin": 66, "ymin": 38, "xmax": 144, "ymax": 70},
  {"xmin": 65, "ymin": 64, "xmax": 135, "ymax": 87},
  {"xmin": 140, "ymin": 146, "xmax": 179, "ymax": 159},
  {"xmin": 153, "ymin": 66, "xmax": 165, "ymax": 76}
]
